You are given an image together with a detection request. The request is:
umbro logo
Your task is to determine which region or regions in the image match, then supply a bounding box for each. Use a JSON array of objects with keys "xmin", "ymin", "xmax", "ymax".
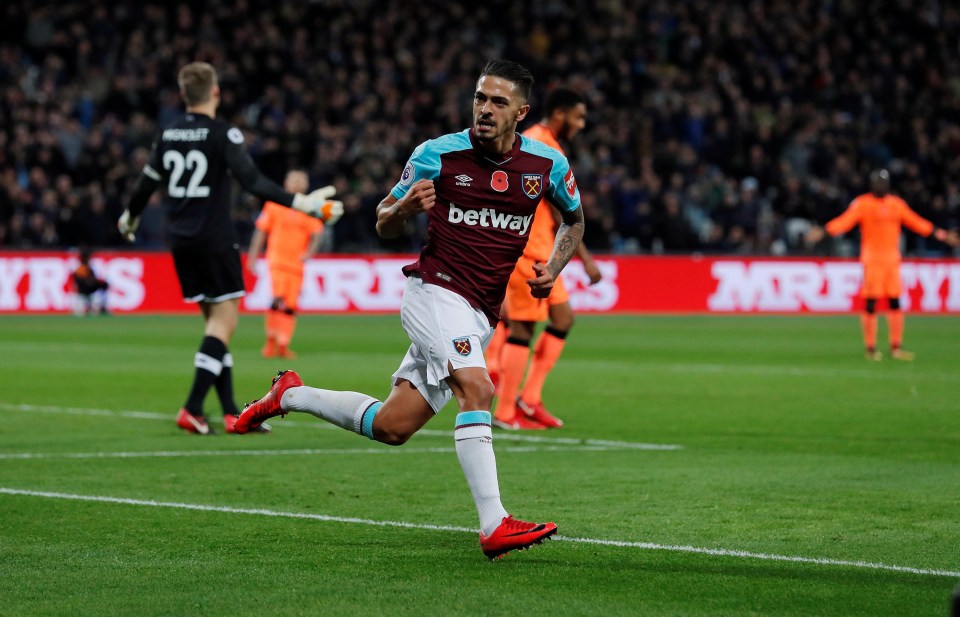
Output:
[{"xmin": 455, "ymin": 174, "xmax": 473, "ymax": 186}]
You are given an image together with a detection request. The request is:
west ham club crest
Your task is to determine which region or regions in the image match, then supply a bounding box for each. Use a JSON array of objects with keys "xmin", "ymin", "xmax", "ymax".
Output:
[
  {"xmin": 522, "ymin": 174, "xmax": 543, "ymax": 199},
  {"xmin": 452, "ymin": 337, "xmax": 472, "ymax": 356}
]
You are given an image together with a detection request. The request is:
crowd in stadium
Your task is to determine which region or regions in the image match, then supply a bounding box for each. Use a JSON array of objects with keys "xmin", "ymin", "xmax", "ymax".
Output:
[{"xmin": 1, "ymin": 0, "xmax": 958, "ymax": 256}]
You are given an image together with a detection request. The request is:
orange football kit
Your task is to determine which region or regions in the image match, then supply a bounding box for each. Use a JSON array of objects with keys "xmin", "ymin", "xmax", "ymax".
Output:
[
  {"xmin": 825, "ymin": 193, "xmax": 935, "ymax": 357},
  {"xmin": 255, "ymin": 201, "xmax": 324, "ymax": 357}
]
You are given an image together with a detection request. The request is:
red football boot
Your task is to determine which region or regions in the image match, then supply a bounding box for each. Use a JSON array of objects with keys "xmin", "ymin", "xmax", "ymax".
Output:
[
  {"xmin": 224, "ymin": 413, "xmax": 271, "ymax": 434},
  {"xmin": 176, "ymin": 408, "xmax": 212, "ymax": 435},
  {"xmin": 517, "ymin": 398, "xmax": 564, "ymax": 428},
  {"xmin": 479, "ymin": 515, "xmax": 558, "ymax": 559},
  {"xmin": 492, "ymin": 413, "xmax": 546, "ymax": 430},
  {"xmin": 234, "ymin": 370, "xmax": 303, "ymax": 434}
]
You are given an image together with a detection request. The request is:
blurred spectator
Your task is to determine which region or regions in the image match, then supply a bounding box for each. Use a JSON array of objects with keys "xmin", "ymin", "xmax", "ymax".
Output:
[{"xmin": 0, "ymin": 0, "xmax": 957, "ymax": 256}]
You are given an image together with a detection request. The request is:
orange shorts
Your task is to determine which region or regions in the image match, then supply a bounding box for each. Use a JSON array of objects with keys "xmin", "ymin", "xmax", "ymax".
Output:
[
  {"xmin": 504, "ymin": 255, "xmax": 569, "ymax": 322},
  {"xmin": 862, "ymin": 261, "xmax": 901, "ymax": 299},
  {"xmin": 270, "ymin": 268, "xmax": 304, "ymax": 309}
]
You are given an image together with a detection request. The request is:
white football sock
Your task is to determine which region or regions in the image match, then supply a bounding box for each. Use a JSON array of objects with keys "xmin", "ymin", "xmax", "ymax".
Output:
[
  {"xmin": 454, "ymin": 411, "xmax": 509, "ymax": 536},
  {"xmin": 281, "ymin": 386, "xmax": 380, "ymax": 438}
]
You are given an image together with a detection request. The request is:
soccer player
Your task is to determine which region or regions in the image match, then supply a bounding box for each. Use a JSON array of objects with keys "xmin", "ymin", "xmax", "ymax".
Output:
[
  {"xmin": 71, "ymin": 246, "xmax": 109, "ymax": 316},
  {"xmin": 236, "ymin": 60, "xmax": 584, "ymax": 559},
  {"xmin": 247, "ymin": 169, "xmax": 324, "ymax": 359},
  {"xmin": 808, "ymin": 169, "xmax": 956, "ymax": 360},
  {"xmin": 486, "ymin": 87, "xmax": 602, "ymax": 430},
  {"xmin": 117, "ymin": 62, "xmax": 342, "ymax": 435}
]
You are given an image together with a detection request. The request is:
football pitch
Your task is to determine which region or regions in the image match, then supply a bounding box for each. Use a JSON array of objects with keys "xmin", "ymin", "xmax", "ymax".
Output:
[{"xmin": 1, "ymin": 313, "xmax": 958, "ymax": 616}]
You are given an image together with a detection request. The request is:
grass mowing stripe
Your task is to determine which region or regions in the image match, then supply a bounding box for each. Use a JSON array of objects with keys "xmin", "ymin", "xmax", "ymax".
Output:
[
  {"xmin": 2, "ymin": 487, "xmax": 957, "ymax": 579},
  {"xmin": 0, "ymin": 401, "xmax": 683, "ymax": 450}
]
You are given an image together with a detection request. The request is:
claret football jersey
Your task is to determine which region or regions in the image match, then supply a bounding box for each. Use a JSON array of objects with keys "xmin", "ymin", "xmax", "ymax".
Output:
[{"xmin": 391, "ymin": 128, "xmax": 581, "ymax": 325}]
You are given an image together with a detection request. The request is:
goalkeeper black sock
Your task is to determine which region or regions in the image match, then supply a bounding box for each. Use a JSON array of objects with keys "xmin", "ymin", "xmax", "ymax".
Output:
[
  {"xmin": 183, "ymin": 336, "xmax": 226, "ymax": 415},
  {"xmin": 214, "ymin": 351, "xmax": 239, "ymax": 416}
]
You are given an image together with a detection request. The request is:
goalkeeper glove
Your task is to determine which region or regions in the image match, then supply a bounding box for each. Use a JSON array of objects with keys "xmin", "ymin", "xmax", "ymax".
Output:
[
  {"xmin": 292, "ymin": 185, "xmax": 343, "ymax": 224},
  {"xmin": 117, "ymin": 209, "xmax": 140, "ymax": 242}
]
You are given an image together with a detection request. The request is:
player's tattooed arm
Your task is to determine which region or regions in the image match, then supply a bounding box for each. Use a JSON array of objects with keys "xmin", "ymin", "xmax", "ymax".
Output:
[
  {"xmin": 546, "ymin": 205, "xmax": 585, "ymax": 280},
  {"xmin": 527, "ymin": 206, "xmax": 584, "ymax": 298},
  {"xmin": 376, "ymin": 179, "xmax": 436, "ymax": 238}
]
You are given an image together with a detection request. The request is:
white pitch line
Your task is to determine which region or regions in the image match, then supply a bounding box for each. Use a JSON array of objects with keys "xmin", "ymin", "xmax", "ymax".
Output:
[
  {"xmin": 1, "ymin": 487, "xmax": 957, "ymax": 579},
  {"xmin": 661, "ymin": 362, "xmax": 960, "ymax": 383},
  {"xmin": 0, "ymin": 402, "xmax": 682, "ymax": 451},
  {"xmin": 0, "ymin": 445, "xmax": 617, "ymax": 460}
]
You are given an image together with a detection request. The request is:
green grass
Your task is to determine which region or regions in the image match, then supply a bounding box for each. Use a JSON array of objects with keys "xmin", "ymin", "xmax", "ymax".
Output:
[{"xmin": 0, "ymin": 313, "xmax": 958, "ymax": 616}]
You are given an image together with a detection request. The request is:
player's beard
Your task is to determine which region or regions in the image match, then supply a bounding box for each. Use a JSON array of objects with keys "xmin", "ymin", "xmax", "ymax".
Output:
[
  {"xmin": 560, "ymin": 119, "xmax": 578, "ymax": 141},
  {"xmin": 474, "ymin": 117, "xmax": 498, "ymax": 142}
]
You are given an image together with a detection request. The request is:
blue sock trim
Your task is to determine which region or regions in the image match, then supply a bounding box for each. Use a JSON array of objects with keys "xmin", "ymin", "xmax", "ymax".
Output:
[
  {"xmin": 360, "ymin": 402, "xmax": 382, "ymax": 439},
  {"xmin": 456, "ymin": 411, "xmax": 491, "ymax": 427}
]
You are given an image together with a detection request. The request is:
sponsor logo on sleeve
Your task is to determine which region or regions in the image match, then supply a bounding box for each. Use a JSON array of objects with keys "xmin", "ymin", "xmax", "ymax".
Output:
[
  {"xmin": 564, "ymin": 168, "xmax": 577, "ymax": 197},
  {"xmin": 491, "ymin": 170, "xmax": 509, "ymax": 192},
  {"xmin": 522, "ymin": 174, "xmax": 543, "ymax": 199}
]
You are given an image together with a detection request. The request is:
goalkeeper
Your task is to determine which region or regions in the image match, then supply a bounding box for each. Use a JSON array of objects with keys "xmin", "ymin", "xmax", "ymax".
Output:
[{"xmin": 118, "ymin": 62, "xmax": 342, "ymax": 435}]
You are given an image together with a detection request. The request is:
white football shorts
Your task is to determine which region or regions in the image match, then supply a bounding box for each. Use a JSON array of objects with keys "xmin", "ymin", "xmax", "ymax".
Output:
[{"xmin": 392, "ymin": 276, "xmax": 493, "ymax": 413}]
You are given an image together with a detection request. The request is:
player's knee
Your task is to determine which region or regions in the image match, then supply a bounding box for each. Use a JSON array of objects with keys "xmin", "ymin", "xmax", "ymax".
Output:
[
  {"xmin": 376, "ymin": 426, "xmax": 414, "ymax": 446},
  {"xmin": 460, "ymin": 374, "xmax": 496, "ymax": 409}
]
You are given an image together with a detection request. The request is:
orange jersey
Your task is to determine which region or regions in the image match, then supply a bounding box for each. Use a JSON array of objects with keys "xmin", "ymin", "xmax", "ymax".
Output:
[
  {"xmin": 255, "ymin": 201, "xmax": 324, "ymax": 272},
  {"xmin": 825, "ymin": 193, "xmax": 933, "ymax": 264},
  {"xmin": 521, "ymin": 124, "xmax": 564, "ymax": 262}
]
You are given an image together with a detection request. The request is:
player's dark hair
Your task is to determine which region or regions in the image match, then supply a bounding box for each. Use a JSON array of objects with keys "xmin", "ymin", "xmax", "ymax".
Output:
[
  {"xmin": 480, "ymin": 60, "xmax": 534, "ymax": 102},
  {"xmin": 543, "ymin": 87, "xmax": 585, "ymax": 117},
  {"xmin": 178, "ymin": 62, "xmax": 218, "ymax": 106}
]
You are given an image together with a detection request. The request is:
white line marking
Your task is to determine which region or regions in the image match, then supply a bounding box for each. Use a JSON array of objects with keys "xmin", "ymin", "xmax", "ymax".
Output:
[
  {"xmin": 568, "ymin": 358, "xmax": 960, "ymax": 383},
  {"xmin": 1, "ymin": 487, "xmax": 956, "ymax": 578},
  {"xmin": 660, "ymin": 362, "xmax": 960, "ymax": 383},
  {"xmin": 0, "ymin": 445, "xmax": 617, "ymax": 460},
  {"xmin": 0, "ymin": 402, "xmax": 682, "ymax": 451}
]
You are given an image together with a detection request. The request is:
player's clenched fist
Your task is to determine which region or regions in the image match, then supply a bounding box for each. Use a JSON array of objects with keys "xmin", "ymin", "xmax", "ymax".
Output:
[{"xmin": 400, "ymin": 179, "xmax": 436, "ymax": 215}]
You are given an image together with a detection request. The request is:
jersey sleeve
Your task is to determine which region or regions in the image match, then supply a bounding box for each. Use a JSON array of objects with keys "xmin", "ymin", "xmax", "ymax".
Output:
[
  {"xmin": 222, "ymin": 126, "xmax": 295, "ymax": 207},
  {"xmin": 143, "ymin": 140, "xmax": 165, "ymax": 183},
  {"xmin": 896, "ymin": 198, "xmax": 935, "ymax": 236},
  {"xmin": 126, "ymin": 138, "xmax": 164, "ymax": 218},
  {"xmin": 544, "ymin": 153, "xmax": 581, "ymax": 213},
  {"xmin": 390, "ymin": 140, "xmax": 442, "ymax": 200},
  {"xmin": 825, "ymin": 197, "xmax": 863, "ymax": 236},
  {"xmin": 255, "ymin": 202, "xmax": 278, "ymax": 232}
]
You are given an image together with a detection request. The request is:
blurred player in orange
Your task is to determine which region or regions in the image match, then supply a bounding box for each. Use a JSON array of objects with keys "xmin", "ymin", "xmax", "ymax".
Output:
[
  {"xmin": 487, "ymin": 87, "xmax": 602, "ymax": 429},
  {"xmin": 247, "ymin": 169, "xmax": 325, "ymax": 359},
  {"xmin": 809, "ymin": 169, "xmax": 957, "ymax": 360},
  {"xmin": 72, "ymin": 246, "xmax": 109, "ymax": 316}
]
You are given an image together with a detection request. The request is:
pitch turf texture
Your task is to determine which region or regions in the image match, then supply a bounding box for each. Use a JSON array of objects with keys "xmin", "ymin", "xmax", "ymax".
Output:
[{"xmin": 1, "ymin": 314, "xmax": 958, "ymax": 616}]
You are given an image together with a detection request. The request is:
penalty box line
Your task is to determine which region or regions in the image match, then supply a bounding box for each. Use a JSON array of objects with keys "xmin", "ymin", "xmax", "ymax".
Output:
[
  {"xmin": 0, "ymin": 402, "xmax": 683, "ymax": 451},
  {"xmin": 0, "ymin": 487, "xmax": 957, "ymax": 579}
]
